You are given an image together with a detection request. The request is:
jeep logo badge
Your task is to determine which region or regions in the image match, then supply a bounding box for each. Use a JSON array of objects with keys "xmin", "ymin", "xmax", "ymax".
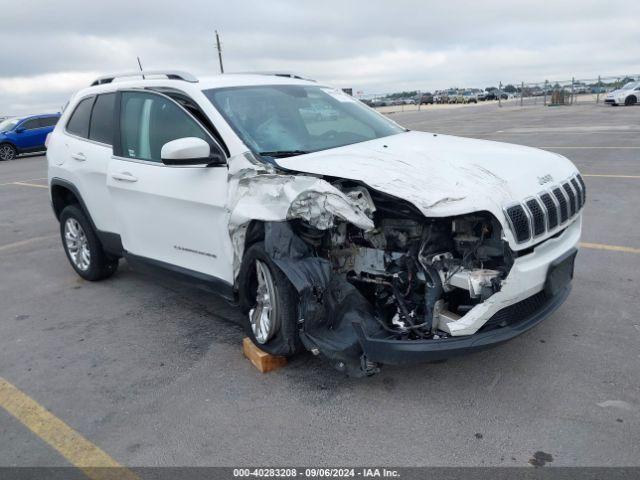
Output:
[{"xmin": 538, "ymin": 174, "xmax": 553, "ymax": 185}]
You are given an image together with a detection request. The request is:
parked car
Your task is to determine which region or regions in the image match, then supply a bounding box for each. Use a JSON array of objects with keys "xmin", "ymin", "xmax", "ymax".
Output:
[
  {"xmin": 0, "ymin": 113, "xmax": 60, "ymax": 161},
  {"xmin": 47, "ymin": 70, "xmax": 584, "ymax": 376},
  {"xmin": 419, "ymin": 93, "xmax": 434, "ymax": 105},
  {"xmin": 462, "ymin": 92, "xmax": 478, "ymax": 104},
  {"xmin": 604, "ymin": 81, "xmax": 640, "ymax": 106}
]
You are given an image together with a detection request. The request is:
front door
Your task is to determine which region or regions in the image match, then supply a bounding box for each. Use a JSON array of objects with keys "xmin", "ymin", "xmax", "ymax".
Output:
[
  {"xmin": 107, "ymin": 90, "xmax": 234, "ymax": 284},
  {"xmin": 16, "ymin": 118, "xmax": 47, "ymax": 151}
]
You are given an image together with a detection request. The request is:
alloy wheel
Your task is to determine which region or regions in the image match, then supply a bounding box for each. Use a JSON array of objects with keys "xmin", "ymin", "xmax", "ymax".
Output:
[
  {"xmin": 0, "ymin": 145, "xmax": 15, "ymax": 161},
  {"xmin": 64, "ymin": 218, "xmax": 91, "ymax": 271},
  {"xmin": 249, "ymin": 260, "xmax": 279, "ymax": 344}
]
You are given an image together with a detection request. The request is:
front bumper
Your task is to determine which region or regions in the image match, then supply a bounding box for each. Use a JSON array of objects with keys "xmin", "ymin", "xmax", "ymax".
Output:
[{"xmin": 353, "ymin": 282, "xmax": 571, "ymax": 365}]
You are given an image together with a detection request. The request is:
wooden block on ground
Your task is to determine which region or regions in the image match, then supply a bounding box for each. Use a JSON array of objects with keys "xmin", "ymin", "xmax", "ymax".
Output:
[{"xmin": 242, "ymin": 337, "xmax": 287, "ymax": 373}]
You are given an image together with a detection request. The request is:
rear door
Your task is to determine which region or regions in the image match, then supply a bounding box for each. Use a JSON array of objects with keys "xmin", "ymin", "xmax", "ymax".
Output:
[
  {"xmin": 107, "ymin": 90, "xmax": 233, "ymax": 284},
  {"xmin": 38, "ymin": 116, "xmax": 59, "ymax": 142},
  {"xmin": 62, "ymin": 94, "xmax": 120, "ymax": 234}
]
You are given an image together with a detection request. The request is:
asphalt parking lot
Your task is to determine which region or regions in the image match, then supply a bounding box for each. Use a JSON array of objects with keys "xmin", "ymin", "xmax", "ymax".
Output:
[{"xmin": 1, "ymin": 102, "xmax": 639, "ymax": 471}]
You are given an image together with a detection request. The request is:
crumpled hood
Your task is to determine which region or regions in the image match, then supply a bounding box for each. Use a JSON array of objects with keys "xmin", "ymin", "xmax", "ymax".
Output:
[{"xmin": 275, "ymin": 130, "xmax": 578, "ymax": 218}]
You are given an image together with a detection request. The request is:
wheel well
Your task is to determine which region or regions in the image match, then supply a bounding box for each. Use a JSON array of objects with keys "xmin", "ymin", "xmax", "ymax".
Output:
[
  {"xmin": 51, "ymin": 185, "xmax": 81, "ymax": 219},
  {"xmin": 244, "ymin": 220, "xmax": 265, "ymax": 252},
  {"xmin": 0, "ymin": 141, "xmax": 17, "ymax": 150}
]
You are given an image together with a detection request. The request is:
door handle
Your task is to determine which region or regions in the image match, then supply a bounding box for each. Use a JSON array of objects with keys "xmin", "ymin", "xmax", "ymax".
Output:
[
  {"xmin": 71, "ymin": 152, "xmax": 86, "ymax": 161},
  {"xmin": 111, "ymin": 172, "xmax": 138, "ymax": 183}
]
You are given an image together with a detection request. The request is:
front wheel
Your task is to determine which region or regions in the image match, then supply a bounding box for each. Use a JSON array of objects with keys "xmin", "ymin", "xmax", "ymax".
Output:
[
  {"xmin": 59, "ymin": 205, "xmax": 118, "ymax": 281},
  {"xmin": 239, "ymin": 242, "xmax": 302, "ymax": 356},
  {"xmin": 625, "ymin": 96, "xmax": 637, "ymax": 106},
  {"xmin": 0, "ymin": 143, "xmax": 16, "ymax": 161}
]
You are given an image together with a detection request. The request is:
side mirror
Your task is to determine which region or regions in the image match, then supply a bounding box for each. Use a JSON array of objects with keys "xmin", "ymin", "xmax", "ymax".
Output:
[
  {"xmin": 15, "ymin": 127, "xmax": 25, "ymax": 134},
  {"xmin": 160, "ymin": 137, "xmax": 225, "ymax": 166}
]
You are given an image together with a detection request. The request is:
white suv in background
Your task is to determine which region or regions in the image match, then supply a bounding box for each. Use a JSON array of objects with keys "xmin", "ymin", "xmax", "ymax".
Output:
[{"xmin": 47, "ymin": 71, "xmax": 585, "ymax": 376}]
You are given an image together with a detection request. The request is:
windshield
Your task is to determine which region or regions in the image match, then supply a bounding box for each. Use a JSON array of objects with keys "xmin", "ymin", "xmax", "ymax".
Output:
[
  {"xmin": 0, "ymin": 118, "xmax": 19, "ymax": 132},
  {"xmin": 203, "ymin": 85, "xmax": 405, "ymax": 158},
  {"xmin": 622, "ymin": 81, "xmax": 639, "ymax": 90}
]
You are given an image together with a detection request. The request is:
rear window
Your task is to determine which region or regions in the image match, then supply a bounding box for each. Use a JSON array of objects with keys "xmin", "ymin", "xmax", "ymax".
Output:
[
  {"xmin": 89, "ymin": 93, "xmax": 115, "ymax": 144},
  {"xmin": 66, "ymin": 97, "xmax": 94, "ymax": 138},
  {"xmin": 39, "ymin": 117, "xmax": 59, "ymax": 128}
]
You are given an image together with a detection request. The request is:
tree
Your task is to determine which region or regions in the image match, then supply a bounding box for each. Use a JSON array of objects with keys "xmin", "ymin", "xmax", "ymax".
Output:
[{"xmin": 503, "ymin": 84, "xmax": 517, "ymax": 93}]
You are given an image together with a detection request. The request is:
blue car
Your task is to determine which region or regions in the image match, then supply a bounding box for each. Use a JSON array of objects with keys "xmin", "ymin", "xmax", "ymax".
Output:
[{"xmin": 0, "ymin": 113, "xmax": 61, "ymax": 161}]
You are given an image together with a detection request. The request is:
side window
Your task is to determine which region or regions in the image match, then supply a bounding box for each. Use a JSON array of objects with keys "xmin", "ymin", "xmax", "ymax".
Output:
[
  {"xmin": 89, "ymin": 93, "xmax": 115, "ymax": 145},
  {"xmin": 21, "ymin": 119, "xmax": 40, "ymax": 130},
  {"xmin": 38, "ymin": 117, "xmax": 59, "ymax": 128},
  {"xmin": 66, "ymin": 97, "xmax": 94, "ymax": 138},
  {"xmin": 119, "ymin": 91, "xmax": 210, "ymax": 162}
]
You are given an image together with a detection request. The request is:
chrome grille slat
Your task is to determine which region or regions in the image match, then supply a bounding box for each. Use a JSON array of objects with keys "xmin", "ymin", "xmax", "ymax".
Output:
[
  {"xmin": 539, "ymin": 192, "xmax": 559, "ymax": 230},
  {"xmin": 524, "ymin": 198, "xmax": 546, "ymax": 237},
  {"xmin": 563, "ymin": 182, "xmax": 577, "ymax": 216},
  {"xmin": 553, "ymin": 187, "xmax": 569, "ymax": 223}
]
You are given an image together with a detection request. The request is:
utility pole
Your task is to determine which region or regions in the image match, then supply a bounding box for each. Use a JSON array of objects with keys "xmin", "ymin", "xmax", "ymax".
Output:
[{"xmin": 215, "ymin": 30, "xmax": 224, "ymax": 74}]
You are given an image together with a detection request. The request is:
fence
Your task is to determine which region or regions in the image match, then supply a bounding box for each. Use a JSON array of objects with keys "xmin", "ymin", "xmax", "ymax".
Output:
[{"xmin": 359, "ymin": 73, "xmax": 640, "ymax": 113}]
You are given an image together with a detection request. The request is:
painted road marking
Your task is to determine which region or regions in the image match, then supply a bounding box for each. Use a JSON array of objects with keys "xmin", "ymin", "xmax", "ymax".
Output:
[
  {"xmin": 0, "ymin": 235, "xmax": 58, "ymax": 252},
  {"xmin": 10, "ymin": 181, "xmax": 48, "ymax": 189},
  {"xmin": 580, "ymin": 242, "xmax": 640, "ymax": 254},
  {"xmin": 582, "ymin": 174, "xmax": 640, "ymax": 179},
  {"xmin": 0, "ymin": 177, "xmax": 46, "ymax": 186},
  {"xmin": 0, "ymin": 377, "xmax": 139, "ymax": 480}
]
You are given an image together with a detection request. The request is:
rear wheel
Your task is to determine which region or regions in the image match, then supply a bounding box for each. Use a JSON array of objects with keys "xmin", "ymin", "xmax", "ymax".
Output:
[
  {"xmin": 625, "ymin": 96, "xmax": 637, "ymax": 106},
  {"xmin": 0, "ymin": 144, "xmax": 16, "ymax": 161},
  {"xmin": 59, "ymin": 205, "xmax": 118, "ymax": 281},
  {"xmin": 239, "ymin": 242, "xmax": 301, "ymax": 356}
]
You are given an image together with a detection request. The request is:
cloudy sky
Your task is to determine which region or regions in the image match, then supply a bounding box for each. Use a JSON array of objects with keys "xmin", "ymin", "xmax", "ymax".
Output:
[{"xmin": 2, "ymin": 0, "xmax": 639, "ymax": 115}]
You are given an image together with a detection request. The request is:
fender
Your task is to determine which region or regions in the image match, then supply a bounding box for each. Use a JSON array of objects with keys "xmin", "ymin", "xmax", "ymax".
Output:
[{"xmin": 50, "ymin": 177, "xmax": 124, "ymax": 256}]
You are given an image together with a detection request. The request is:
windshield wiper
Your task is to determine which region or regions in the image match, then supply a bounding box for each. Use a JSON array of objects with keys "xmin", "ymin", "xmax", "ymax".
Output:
[{"xmin": 259, "ymin": 150, "xmax": 309, "ymax": 158}]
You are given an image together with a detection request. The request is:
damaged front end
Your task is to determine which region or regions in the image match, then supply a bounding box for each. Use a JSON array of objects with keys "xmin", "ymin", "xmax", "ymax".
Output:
[
  {"xmin": 230, "ymin": 158, "xmax": 574, "ymax": 376},
  {"xmin": 253, "ymin": 177, "xmax": 534, "ymax": 376}
]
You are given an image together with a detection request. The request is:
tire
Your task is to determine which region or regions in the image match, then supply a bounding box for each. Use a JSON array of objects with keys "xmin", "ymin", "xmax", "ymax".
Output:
[
  {"xmin": 625, "ymin": 96, "xmax": 636, "ymax": 106},
  {"xmin": 59, "ymin": 205, "xmax": 118, "ymax": 281},
  {"xmin": 0, "ymin": 143, "xmax": 17, "ymax": 161},
  {"xmin": 239, "ymin": 242, "xmax": 301, "ymax": 356}
]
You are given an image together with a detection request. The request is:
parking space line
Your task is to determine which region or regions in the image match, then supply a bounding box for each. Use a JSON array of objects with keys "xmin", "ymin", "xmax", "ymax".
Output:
[
  {"xmin": 0, "ymin": 177, "xmax": 46, "ymax": 187},
  {"xmin": 0, "ymin": 235, "xmax": 58, "ymax": 252},
  {"xmin": 580, "ymin": 242, "xmax": 640, "ymax": 254},
  {"xmin": 582, "ymin": 174, "xmax": 640, "ymax": 179},
  {"xmin": 0, "ymin": 377, "xmax": 139, "ymax": 480},
  {"xmin": 10, "ymin": 181, "xmax": 48, "ymax": 189}
]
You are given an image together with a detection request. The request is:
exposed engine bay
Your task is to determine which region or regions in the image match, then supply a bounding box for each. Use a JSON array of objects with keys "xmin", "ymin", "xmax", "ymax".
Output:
[{"xmin": 288, "ymin": 182, "xmax": 514, "ymax": 343}]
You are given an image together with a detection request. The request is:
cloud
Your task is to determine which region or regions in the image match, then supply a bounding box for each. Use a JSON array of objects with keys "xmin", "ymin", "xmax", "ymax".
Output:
[{"xmin": 1, "ymin": 0, "xmax": 639, "ymax": 115}]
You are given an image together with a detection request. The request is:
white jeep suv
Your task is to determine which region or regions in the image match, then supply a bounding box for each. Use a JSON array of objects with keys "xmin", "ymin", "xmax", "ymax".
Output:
[{"xmin": 47, "ymin": 71, "xmax": 584, "ymax": 375}]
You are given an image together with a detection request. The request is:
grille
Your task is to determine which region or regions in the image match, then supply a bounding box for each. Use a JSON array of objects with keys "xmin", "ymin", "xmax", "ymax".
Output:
[
  {"xmin": 506, "ymin": 175, "xmax": 584, "ymax": 244},
  {"xmin": 480, "ymin": 290, "xmax": 549, "ymax": 331},
  {"xmin": 577, "ymin": 174, "xmax": 586, "ymax": 203},
  {"xmin": 571, "ymin": 177, "xmax": 584, "ymax": 207},
  {"xmin": 505, "ymin": 204, "xmax": 530, "ymax": 242},
  {"xmin": 525, "ymin": 198, "xmax": 545, "ymax": 236},
  {"xmin": 540, "ymin": 193, "xmax": 559, "ymax": 229},
  {"xmin": 563, "ymin": 182, "xmax": 577, "ymax": 216},
  {"xmin": 553, "ymin": 187, "xmax": 569, "ymax": 223}
]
